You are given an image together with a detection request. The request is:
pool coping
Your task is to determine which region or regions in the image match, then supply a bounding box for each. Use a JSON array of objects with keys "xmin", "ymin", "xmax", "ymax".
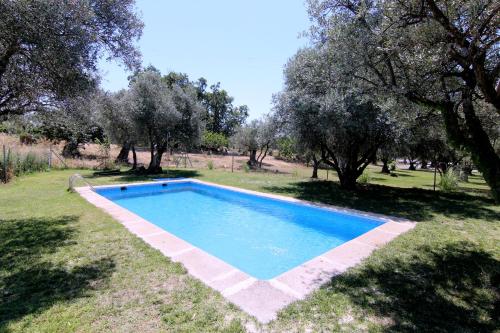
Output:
[{"xmin": 75, "ymin": 179, "xmax": 416, "ymax": 323}]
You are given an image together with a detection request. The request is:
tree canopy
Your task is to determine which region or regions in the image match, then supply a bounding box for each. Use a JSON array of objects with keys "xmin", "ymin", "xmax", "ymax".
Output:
[
  {"xmin": 275, "ymin": 46, "xmax": 397, "ymax": 188},
  {"xmin": 39, "ymin": 93, "xmax": 104, "ymax": 157},
  {"xmin": 196, "ymin": 80, "xmax": 249, "ymax": 137},
  {"xmin": 0, "ymin": 0, "xmax": 143, "ymax": 117},
  {"xmin": 117, "ymin": 68, "xmax": 204, "ymax": 173},
  {"xmin": 232, "ymin": 115, "xmax": 279, "ymax": 167},
  {"xmin": 306, "ymin": 0, "xmax": 500, "ymax": 200}
]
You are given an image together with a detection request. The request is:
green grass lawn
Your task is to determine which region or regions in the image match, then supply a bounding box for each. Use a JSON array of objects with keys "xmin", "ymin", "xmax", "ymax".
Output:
[{"xmin": 1, "ymin": 167, "xmax": 499, "ymax": 332}]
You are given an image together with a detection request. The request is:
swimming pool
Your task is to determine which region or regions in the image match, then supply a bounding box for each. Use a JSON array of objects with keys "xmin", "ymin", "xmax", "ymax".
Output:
[{"xmin": 96, "ymin": 180, "xmax": 385, "ymax": 280}]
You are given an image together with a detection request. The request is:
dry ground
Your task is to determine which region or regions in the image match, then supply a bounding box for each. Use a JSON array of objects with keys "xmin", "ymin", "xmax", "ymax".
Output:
[{"xmin": 0, "ymin": 133, "xmax": 307, "ymax": 174}]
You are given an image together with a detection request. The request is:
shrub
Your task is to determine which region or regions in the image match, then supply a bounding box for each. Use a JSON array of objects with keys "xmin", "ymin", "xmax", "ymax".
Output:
[
  {"xmin": 0, "ymin": 123, "xmax": 9, "ymax": 133},
  {"xmin": 95, "ymin": 138, "xmax": 115, "ymax": 170},
  {"xmin": 207, "ymin": 160, "xmax": 214, "ymax": 170},
  {"xmin": 19, "ymin": 132, "xmax": 37, "ymax": 145},
  {"xmin": 202, "ymin": 131, "xmax": 229, "ymax": 152},
  {"xmin": 243, "ymin": 163, "xmax": 250, "ymax": 173},
  {"xmin": 439, "ymin": 168, "xmax": 459, "ymax": 192},
  {"xmin": 389, "ymin": 161, "xmax": 396, "ymax": 171},
  {"xmin": 277, "ymin": 137, "xmax": 295, "ymax": 160},
  {"xmin": 358, "ymin": 170, "xmax": 371, "ymax": 184}
]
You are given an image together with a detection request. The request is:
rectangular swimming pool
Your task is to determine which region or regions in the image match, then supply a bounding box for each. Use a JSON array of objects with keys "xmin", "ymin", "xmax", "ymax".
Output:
[{"xmin": 96, "ymin": 180, "xmax": 385, "ymax": 280}]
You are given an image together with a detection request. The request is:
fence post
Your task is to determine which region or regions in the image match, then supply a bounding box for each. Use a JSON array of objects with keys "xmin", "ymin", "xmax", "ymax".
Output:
[
  {"xmin": 231, "ymin": 154, "xmax": 234, "ymax": 173},
  {"xmin": 48, "ymin": 145, "xmax": 52, "ymax": 169},
  {"xmin": 433, "ymin": 163, "xmax": 437, "ymax": 191},
  {"xmin": 2, "ymin": 145, "xmax": 6, "ymax": 183}
]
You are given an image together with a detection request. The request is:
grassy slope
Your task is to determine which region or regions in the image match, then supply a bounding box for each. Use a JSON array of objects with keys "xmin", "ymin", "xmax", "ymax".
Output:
[{"xmin": 1, "ymin": 167, "xmax": 499, "ymax": 332}]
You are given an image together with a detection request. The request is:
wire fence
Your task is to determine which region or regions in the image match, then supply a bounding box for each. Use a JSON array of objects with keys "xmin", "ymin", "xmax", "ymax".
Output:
[{"xmin": 0, "ymin": 143, "xmax": 100, "ymax": 183}]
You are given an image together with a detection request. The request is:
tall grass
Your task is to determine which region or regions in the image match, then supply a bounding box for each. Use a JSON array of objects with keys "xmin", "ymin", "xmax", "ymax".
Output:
[
  {"xmin": 358, "ymin": 170, "xmax": 371, "ymax": 184},
  {"xmin": 1, "ymin": 148, "xmax": 49, "ymax": 182},
  {"xmin": 439, "ymin": 167, "xmax": 459, "ymax": 192}
]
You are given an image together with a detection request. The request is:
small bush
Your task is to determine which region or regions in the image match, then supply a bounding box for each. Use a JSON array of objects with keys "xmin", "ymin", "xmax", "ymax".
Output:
[
  {"xmin": 389, "ymin": 161, "xmax": 396, "ymax": 171},
  {"xmin": 19, "ymin": 132, "xmax": 37, "ymax": 145},
  {"xmin": 358, "ymin": 170, "xmax": 371, "ymax": 184},
  {"xmin": 95, "ymin": 138, "xmax": 115, "ymax": 170},
  {"xmin": 439, "ymin": 168, "xmax": 459, "ymax": 192},
  {"xmin": 207, "ymin": 160, "xmax": 214, "ymax": 170},
  {"xmin": 243, "ymin": 163, "xmax": 250, "ymax": 173},
  {"xmin": 202, "ymin": 131, "xmax": 229, "ymax": 152},
  {"xmin": 277, "ymin": 137, "xmax": 295, "ymax": 160}
]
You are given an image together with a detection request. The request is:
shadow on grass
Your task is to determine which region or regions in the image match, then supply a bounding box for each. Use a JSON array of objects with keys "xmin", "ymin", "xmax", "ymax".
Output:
[
  {"xmin": 392, "ymin": 170, "xmax": 420, "ymax": 177},
  {"xmin": 87, "ymin": 169, "xmax": 200, "ymax": 183},
  {"xmin": 0, "ymin": 216, "xmax": 115, "ymax": 329},
  {"xmin": 264, "ymin": 181, "xmax": 498, "ymax": 222},
  {"xmin": 328, "ymin": 242, "xmax": 499, "ymax": 332}
]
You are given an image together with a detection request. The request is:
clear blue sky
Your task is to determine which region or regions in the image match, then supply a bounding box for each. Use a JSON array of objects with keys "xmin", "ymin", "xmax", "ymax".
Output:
[{"xmin": 98, "ymin": 0, "xmax": 310, "ymax": 120}]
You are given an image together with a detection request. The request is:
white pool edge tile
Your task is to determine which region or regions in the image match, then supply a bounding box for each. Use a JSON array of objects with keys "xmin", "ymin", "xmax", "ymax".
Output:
[{"xmin": 75, "ymin": 179, "xmax": 416, "ymax": 323}]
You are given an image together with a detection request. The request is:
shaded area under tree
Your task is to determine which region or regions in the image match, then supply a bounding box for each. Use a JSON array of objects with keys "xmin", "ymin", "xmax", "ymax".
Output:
[
  {"xmin": 0, "ymin": 216, "xmax": 115, "ymax": 329},
  {"xmin": 327, "ymin": 242, "xmax": 499, "ymax": 332}
]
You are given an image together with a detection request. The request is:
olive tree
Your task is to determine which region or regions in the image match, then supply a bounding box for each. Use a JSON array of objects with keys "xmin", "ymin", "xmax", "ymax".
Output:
[
  {"xmin": 232, "ymin": 115, "xmax": 278, "ymax": 168},
  {"xmin": 307, "ymin": 0, "xmax": 500, "ymax": 201},
  {"xmin": 129, "ymin": 68, "xmax": 203, "ymax": 173},
  {"xmin": 0, "ymin": 0, "xmax": 143, "ymax": 116},
  {"xmin": 277, "ymin": 47, "xmax": 396, "ymax": 189},
  {"xmin": 39, "ymin": 95, "xmax": 104, "ymax": 157},
  {"xmin": 274, "ymin": 92, "xmax": 323, "ymax": 178},
  {"xmin": 232, "ymin": 121, "xmax": 259, "ymax": 165},
  {"xmin": 99, "ymin": 90, "xmax": 140, "ymax": 167}
]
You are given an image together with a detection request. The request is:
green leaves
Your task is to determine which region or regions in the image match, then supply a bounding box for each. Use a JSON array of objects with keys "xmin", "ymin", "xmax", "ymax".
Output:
[{"xmin": 0, "ymin": 0, "xmax": 143, "ymax": 116}]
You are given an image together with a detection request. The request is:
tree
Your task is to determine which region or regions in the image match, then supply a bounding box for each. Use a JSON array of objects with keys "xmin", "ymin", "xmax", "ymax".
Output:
[
  {"xmin": 201, "ymin": 131, "xmax": 229, "ymax": 152},
  {"xmin": 232, "ymin": 121, "xmax": 259, "ymax": 166},
  {"xmin": 0, "ymin": 0, "xmax": 143, "ymax": 116},
  {"xmin": 396, "ymin": 112, "xmax": 467, "ymax": 174},
  {"xmin": 277, "ymin": 47, "xmax": 396, "ymax": 189},
  {"xmin": 255, "ymin": 115, "xmax": 279, "ymax": 168},
  {"xmin": 99, "ymin": 90, "xmax": 139, "ymax": 167},
  {"xmin": 307, "ymin": 0, "xmax": 500, "ymax": 201},
  {"xmin": 39, "ymin": 95, "xmax": 104, "ymax": 157},
  {"xmin": 378, "ymin": 144, "xmax": 398, "ymax": 174},
  {"xmin": 129, "ymin": 68, "xmax": 203, "ymax": 173},
  {"xmin": 274, "ymin": 91, "xmax": 323, "ymax": 178},
  {"xmin": 276, "ymin": 137, "xmax": 296, "ymax": 161},
  {"xmin": 319, "ymin": 92, "xmax": 394, "ymax": 188},
  {"xmin": 196, "ymin": 80, "xmax": 249, "ymax": 136},
  {"xmin": 232, "ymin": 115, "xmax": 278, "ymax": 168}
]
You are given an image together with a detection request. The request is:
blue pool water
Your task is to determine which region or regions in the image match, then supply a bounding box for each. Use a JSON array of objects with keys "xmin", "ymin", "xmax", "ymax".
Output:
[{"xmin": 96, "ymin": 181, "xmax": 384, "ymax": 279}]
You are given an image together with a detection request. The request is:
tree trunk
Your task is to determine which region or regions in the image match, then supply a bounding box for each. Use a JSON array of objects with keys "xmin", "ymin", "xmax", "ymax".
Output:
[
  {"xmin": 381, "ymin": 158, "xmax": 390, "ymax": 174},
  {"xmin": 409, "ymin": 161, "xmax": 416, "ymax": 170},
  {"xmin": 248, "ymin": 149, "xmax": 257, "ymax": 166},
  {"xmin": 258, "ymin": 145, "xmax": 269, "ymax": 168},
  {"xmin": 441, "ymin": 91, "xmax": 500, "ymax": 202},
  {"xmin": 131, "ymin": 145, "xmax": 137, "ymax": 170},
  {"xmin": 115, "ymin": 141, "xmax": 130, "ymax": 164},
  {"xmin": 62, "ymin": 140, "xmax": 80, "ymax": 158},
  {"xmin": 147, "ymin": 145, "xmax": 166, "ymax": 174},
  {"xmin": 311, "ymin": 155, "xmax": 321, "ymax": 178},
  {"xmin": 338, "ymin": 169, "xmax": 359, "ymax": 190},
  {"xmin": 149, "ymin": 140, "xmax": 155, "ymax": 169}
]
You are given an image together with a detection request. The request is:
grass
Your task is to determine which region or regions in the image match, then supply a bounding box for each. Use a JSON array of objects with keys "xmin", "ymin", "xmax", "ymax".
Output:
[{"xmin": 1, "ymin": 167, "xmax": 499, "ymax": 332}]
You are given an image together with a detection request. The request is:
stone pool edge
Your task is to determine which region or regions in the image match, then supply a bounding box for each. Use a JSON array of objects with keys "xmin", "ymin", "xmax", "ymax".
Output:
[{"xmin": 75, "ymin": 179, "xmax": 416, "ymax": 323}]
